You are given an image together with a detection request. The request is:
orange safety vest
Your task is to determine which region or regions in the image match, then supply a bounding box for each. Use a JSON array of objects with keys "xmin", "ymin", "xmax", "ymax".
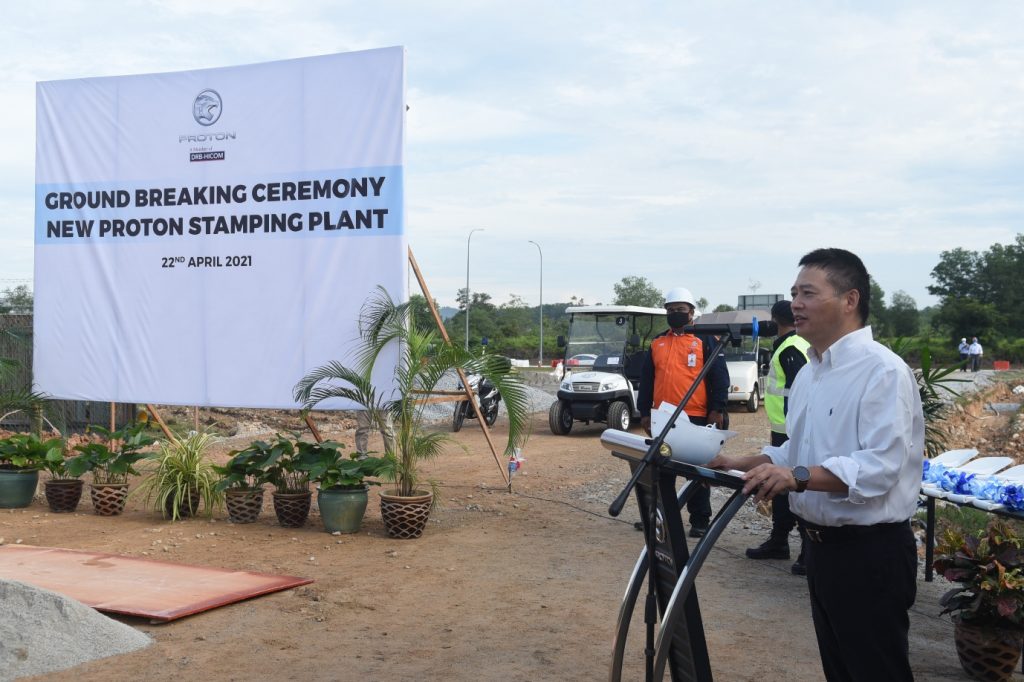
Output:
[{"xmin": 650, "ymin": 332, "xmax": 708, "ymax": 419}]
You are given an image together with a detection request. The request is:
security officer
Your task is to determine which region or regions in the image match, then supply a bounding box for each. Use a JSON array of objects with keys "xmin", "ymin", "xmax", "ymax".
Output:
[
  {"xmin": 637, "ymin": 287, "xmax": 729, "ymax": 537},
  {"xmin": 745, "ymin": 300, "xmax": 810, "ymax": 573}
]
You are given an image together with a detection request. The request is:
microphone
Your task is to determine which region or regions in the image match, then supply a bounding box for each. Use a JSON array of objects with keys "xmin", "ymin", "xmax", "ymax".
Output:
[{"xmin": 683, "ymin": 319, "xmax": 779, "ymax": 338}]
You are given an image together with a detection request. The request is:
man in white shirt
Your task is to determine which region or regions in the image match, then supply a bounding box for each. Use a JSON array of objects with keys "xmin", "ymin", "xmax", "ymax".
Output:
[
  {"xmin": 968, "ymin": 337, "xmax": 983, "ymax": 373},
  {"xmin": 709, "ymin": 248, "xmax": 924, "ymax": 682}
]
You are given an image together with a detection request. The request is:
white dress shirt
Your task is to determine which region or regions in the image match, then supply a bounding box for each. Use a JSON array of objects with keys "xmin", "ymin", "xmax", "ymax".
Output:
[{"xmin": 763, "ymin": 326, "xmax": 924, "ymax": 526}]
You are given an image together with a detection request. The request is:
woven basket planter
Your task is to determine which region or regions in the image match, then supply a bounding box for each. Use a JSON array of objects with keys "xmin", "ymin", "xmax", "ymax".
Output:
[
  {"xmin": 44, "ymin": 479, "xmax": 84, "ymax": 513},
  {"xmin": 225, "ymin": 488, "xmax": 264, "ymax": 524},
  {"xmin": 272, "ymin": 490, "xmax": 311, "ymax": 528},
  {"xmin": 954, "ymin": 619, "xmax": 1024, "ymax": 681},
  {"xmin": 163, "ymin": 488, "xmax": 202, "ymax": 520},
  {"xmin": 380, "ymin": 490, "xmax": 433, "ymax": 539},
  {"xmin": 89, "ymin": 483, "xmax": 130, "ymax": 516}
]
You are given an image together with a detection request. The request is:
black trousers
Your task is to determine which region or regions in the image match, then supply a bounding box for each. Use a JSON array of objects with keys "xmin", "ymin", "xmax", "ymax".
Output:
[
  {"xmin": 803, "ymin": 520, "xmax": 917, "ymax": 682},
  {"xmin": 769, "ymin": 431, "xmax": 797, "ymax": 538},
  {"xmin": 685, "ymin": 415, "xmax": 712, "ymax": 525}
]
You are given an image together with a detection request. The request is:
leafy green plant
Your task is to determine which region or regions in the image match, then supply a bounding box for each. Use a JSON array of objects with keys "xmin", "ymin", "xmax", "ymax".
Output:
[
  {"xmin": 296, "ymin": 440, "xmax": 387, "ymax": 491},
  {"xmin": 934, "ymin": 519, "xmax": 1024, "ymax": 629},
  {"xmin": 886, "ymin": 338, "xmax": 965, "ymax": 458},
  {"xmin": 133, "ymin": 432, "xmax": 223, "ymax": 520},
  {"xmin": 225, "ymin": 433, "xmax": 311, "ymax": 493},
  {"xmin": 66, "ymin": 422, "xmax": 156, "ymax": 484},
  {"xmin": 214, "ymin": 446, "xmax": 274, "ymax": 492},
  {"xmin": 0, "ymin": 433, "xmax": 62, "ymax": 471},
  {"xmin": 293, "ymin": 287, "xmax": 530, "ymax": 498}
]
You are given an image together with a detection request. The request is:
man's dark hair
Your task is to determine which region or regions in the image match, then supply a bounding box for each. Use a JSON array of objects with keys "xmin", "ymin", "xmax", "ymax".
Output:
[
  {"xmin": 798, "ymin": 248, "xmax": 870, "ymax": 325},
  {"xmin": 770, "ymin": 300, "xmax": 795, "ymax": 326}
]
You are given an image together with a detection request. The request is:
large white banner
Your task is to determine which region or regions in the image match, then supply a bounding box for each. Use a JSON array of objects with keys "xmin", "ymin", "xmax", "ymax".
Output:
[{"xmin": 34, "ymin": 48, "xmax": 406, "ymax": 408}]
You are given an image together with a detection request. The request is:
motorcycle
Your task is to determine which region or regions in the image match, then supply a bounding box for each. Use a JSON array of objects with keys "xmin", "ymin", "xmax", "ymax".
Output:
[{"xmin": 452, "ymin": 373, "xmax": 501, "ymax": 432}]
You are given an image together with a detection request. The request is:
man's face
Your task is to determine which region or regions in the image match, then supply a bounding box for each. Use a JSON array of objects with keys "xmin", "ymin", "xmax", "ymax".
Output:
[
  {"xmin": 790, "ymin": 266, "xmax": 849, "ymax": 350},
  {"xmin": 665, "ymin": 302, "xmax": 694, "ymax": 330}
]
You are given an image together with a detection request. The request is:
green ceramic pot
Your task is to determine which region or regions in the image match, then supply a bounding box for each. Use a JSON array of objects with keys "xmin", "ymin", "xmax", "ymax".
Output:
[
  {"xmin": 317, "ymin": 486, "xmax": 369, "ymax": 534},
  {"xmin": 0, "ymin": 469, "xmax": 40, "ymax": 509}
]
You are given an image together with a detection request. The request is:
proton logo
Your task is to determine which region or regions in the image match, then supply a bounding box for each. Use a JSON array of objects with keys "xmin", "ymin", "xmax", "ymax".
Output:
[
  {"xmin": 654, "ymin": 508, "xmax": 665, "ymax": 543},
  {"xmin": 192, "ymin": 89, "xmax": 222, "ymax": 126}
]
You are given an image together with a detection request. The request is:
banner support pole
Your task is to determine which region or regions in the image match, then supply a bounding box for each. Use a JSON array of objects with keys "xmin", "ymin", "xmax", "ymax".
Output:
[{"xmin": 408, "ymin": 247, "xmax": 508, "ymax": 487}]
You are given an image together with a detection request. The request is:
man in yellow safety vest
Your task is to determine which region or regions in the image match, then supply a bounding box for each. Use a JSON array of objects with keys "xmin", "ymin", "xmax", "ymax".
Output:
[{"xmin": 745, "ymin": 300, "xmax": 810, "ymax": 573}]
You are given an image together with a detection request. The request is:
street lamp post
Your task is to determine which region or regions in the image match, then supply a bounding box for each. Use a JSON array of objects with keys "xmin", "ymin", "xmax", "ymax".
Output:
[
  {"xmin": 528, "ymin": 240, "xmax": 543, "ymax": 366},
  {"xmin": 465, "ymin": 228, "xmax": 484, "ymax": 350}
]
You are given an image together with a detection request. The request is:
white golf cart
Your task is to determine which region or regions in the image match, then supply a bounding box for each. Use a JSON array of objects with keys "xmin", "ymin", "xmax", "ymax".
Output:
[
  {"xmin": 549, "ymin": 305, "xmax": 666, "ymax": 434},
  {"xmin": 695, "ymin": 309, "xmax": 774, "ymax": 412}
]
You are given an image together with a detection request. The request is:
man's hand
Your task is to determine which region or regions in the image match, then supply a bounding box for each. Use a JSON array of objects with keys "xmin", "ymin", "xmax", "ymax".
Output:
[
  {"xmin": 641, "ymin": 416, "xmax": 651, "ymax": 436},
  {"xmin": 741, "ymin": 463, "xmax": 798, "ymax": 502},
  {"xmin": 707, "ymin": 410, "xmax": 724, "ymax": 429}
]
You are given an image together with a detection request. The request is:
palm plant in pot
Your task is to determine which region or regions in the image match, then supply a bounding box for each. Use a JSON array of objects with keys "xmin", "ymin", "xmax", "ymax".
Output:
[
  {"xmin": 294, "ymin": 287, "xmax": 530, "ymax": 539},
  {"xmin": 933, "ymin": 519, "xmax": 1024, "ymax": 681},
  {"xmin": 0, "ymin": 433, "xmax": 61, "ymax": 508},
  {"xmin": 133, "ymin": 432, "xmax": 223, "ymax": 521},
  {"xmin": 66, "ymin": 422, "xmax": 156, "ymax": 516},
  {"xmin": 298, "ymin": 439, "xmax": 387, "ymax": 534}
]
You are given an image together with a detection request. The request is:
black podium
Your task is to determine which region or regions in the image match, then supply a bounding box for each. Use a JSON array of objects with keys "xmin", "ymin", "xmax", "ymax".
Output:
[{"xmin": 602, "ymin": 430, "xmax": 750, "ymax": 682}]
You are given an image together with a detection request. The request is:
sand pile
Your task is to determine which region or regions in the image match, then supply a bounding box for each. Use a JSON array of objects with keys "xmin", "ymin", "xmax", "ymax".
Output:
[{"xmin": 0, "ymin": 580, "xmax": 151, "ymax": 681}]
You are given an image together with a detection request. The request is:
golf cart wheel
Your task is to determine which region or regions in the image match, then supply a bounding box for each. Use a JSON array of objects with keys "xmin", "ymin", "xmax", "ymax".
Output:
[
  {"xmin": 484, "ymin": 400, "xmax": 500, "ymax": 427},
  {"xmin": 453, "ymin": 401, "xmax": 468, "ymax": 432},
  {"xmin": 549, "ymin": 400, "xmax": 573, "ymax": 435},
  {"xmin": 608, "ymin": 400, "xmax": 631, "ymax": 431},
  {"xmin": 747, "ymin": 389, "xmax": 759, "ymax": 413}
]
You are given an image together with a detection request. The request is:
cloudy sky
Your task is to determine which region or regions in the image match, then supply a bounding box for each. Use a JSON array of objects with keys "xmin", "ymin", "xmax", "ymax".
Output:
[{"xmin": 3, "ymin": 1, "xmax": 1023, "ymax": 310}]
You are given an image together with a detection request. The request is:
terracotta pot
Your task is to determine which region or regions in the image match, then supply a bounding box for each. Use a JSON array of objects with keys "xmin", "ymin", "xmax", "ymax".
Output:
[
  {"xmin": 272, "ymin": 490, "xmax": 311, "ymax": 528},
  {"xmin": 379, "ymin": 490, "xmax": 433, "ymax": 539},
  {"xmin": 954, "ymin": 618, "xmax": 1024, "ymax": 682},
  {"xmin": 44, "ymin": 479, "xmax": 84, "ymax": 513},
  {"xmin": 89, "ymin": 483, "xmax": 129, "ymax": 516},
  {"xmin": 225, "ymin": 488, "xmax": 264, "ymax": 524}
]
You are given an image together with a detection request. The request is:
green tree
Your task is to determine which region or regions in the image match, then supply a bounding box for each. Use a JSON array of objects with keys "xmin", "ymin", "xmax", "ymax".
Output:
[
  {"xmin": 0, "ymin": 285, "xmax": 32, "ymax": 314},
  {"xmin": 888, "ymin": 291, "xmax": 920, "ymax": 338},
  {"xmin": 612, "ymin": 276, "xmax": 662, "ymax": 307},
  {"xmin": 407, "ymin": 294, "xmax": 440, "ymax": 334},
  {"xmin": 868, "ymin": 276, "xmax": 888, "ymax": 336},
  {"xmin": 713, "ymin": 304, "xmax": 736, "ymax": 313},
  {"xmin": 696, "ymin": 297, "xmax": 709, "ymax": 313},
  {"xmin": 932, "ymin": 299, "xmax": 1003, "ymax": 343}
]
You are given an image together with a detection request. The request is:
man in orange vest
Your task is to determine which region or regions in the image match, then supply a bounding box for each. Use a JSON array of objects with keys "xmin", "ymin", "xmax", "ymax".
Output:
[{"xmin": 637, "ymin": 287, "xmax": 730, "ymax": 537}]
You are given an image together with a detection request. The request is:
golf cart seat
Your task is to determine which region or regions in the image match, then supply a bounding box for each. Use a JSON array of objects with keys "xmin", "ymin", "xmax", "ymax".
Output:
[{"xmin": 623, "ymin": 351, "xmax": 647, "ymax": 387}]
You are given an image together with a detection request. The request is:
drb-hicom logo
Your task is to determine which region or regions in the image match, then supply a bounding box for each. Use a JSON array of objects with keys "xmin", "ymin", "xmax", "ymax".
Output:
[{"xmin": 192, "ymin": 89, "xmax": 222, "ymax": 126}]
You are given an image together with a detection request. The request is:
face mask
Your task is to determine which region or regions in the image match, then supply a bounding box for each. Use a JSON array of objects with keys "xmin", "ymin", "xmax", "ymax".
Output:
[{"xmin": 667, "ymin": 311, "xmax": 691, "ymax": 329}]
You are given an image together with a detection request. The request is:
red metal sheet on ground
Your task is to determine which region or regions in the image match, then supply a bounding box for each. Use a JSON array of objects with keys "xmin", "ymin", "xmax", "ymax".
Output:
[{"xmin": 0, "ymin": 545, "xmax": 313, "ymax": 622}]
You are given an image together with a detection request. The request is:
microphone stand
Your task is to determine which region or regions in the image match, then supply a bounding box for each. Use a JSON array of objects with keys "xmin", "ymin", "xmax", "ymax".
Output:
[{"xmin": 608, "ymin": 322, "xmax": 745, "ymax": 682}]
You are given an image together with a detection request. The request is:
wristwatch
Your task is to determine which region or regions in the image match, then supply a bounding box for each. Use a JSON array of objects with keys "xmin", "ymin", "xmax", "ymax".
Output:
[{"xmin": 792, "ymin": 466, "xmax": 810, "ymax": 493}]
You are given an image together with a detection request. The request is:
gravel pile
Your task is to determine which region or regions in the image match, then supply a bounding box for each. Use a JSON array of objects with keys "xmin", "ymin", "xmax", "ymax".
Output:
[{"xmin": 0, "ymin": 580, "xmax": 151, "ymax": 681}]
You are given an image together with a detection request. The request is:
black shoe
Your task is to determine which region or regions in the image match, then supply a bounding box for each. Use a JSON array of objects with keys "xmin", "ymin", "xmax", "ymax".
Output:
[
  {"xmin": 689, "ymin": 523, "xmax": 709, "ymax": 538},
  {"xmin": 745, "ymin": 539, "xmax": 790, "ymax": 560},
  {"xmin": 791, "ymin": 560, "xmax": 807, "ymax": 576}
]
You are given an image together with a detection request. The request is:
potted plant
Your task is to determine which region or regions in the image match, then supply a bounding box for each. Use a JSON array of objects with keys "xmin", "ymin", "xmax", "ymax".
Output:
[
  {"xmin": 0, "ymin": 433, "xmax": 60, "ymax": 508},
  {"xmin": 294, "ymin": 286, "xmax": 530, "ymax": 539},
  {"xmin": 40, "ymin": 435, "xmax": 85, "ymax": 513},
  {"xmin": 66, "ymin": 422, "xmax": 156, "ymax": 515},
  {"xmin": 298, "ymin": 439, "xmax": 387, "ymax": 534},
  {"xmin": 232, "ymin": 433, "xmax": 313, "ymax": 527},
  {"xmin": 214, "ymin": 443, "xmax": 275, "ymax": 524},
  {"xmin": 133, "ymin": 432, "xmax": 223, "ymax": 521},
  {"xmin": 933, "ymin": 519, "xmax": 1024, "ymax": 681}
]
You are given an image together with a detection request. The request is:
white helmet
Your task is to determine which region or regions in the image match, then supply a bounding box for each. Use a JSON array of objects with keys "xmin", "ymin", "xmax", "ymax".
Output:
[
  {"xmin": 664, "ymin": 287, "xmax": 696, "ymax": 307},
  {"xmin": 650, "ymin": 404, "xmax": 738, "ymax": 465}
]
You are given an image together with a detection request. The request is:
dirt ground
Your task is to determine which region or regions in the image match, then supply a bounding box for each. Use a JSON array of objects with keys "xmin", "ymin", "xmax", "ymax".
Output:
[{"xmin": 5, "ymin": 375, "xmax": 1024, "ymax": 681}]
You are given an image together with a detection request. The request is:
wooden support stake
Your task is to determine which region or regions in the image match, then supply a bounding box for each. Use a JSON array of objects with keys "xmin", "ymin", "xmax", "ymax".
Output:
[
  {"xmin": 304, "ymin": 413, "xmax": 324, "ymax": 444},
  {"xmin": 145, "ymin": 404, "xmax": 177, "ymax": 443},
  {"xmin": 408, "ymin": 248, "xmax": 508, "ymax": 487}
]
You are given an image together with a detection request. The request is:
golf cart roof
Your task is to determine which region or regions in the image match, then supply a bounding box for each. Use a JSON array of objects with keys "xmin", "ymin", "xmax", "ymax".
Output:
[
  {"xmin": 565, "ymin": 305, "xmax": 666, "ymax": 316},
  {"xmin": 694, "ymin": 309, "xmax": 772, "ymax": 326}
]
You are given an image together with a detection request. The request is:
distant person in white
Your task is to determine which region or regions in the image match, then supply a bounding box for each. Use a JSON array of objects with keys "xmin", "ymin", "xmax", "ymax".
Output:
[
  {"xmin": 709, "ymin": 247, "xmax": 924, "ymax": 682},
  {"xmin": 957, "ymin": 337, "xmax": 969, "ymax": 365},
  {"xmin": 968, "ymin": 337, "xmax": 983, "ymax": 373}
]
